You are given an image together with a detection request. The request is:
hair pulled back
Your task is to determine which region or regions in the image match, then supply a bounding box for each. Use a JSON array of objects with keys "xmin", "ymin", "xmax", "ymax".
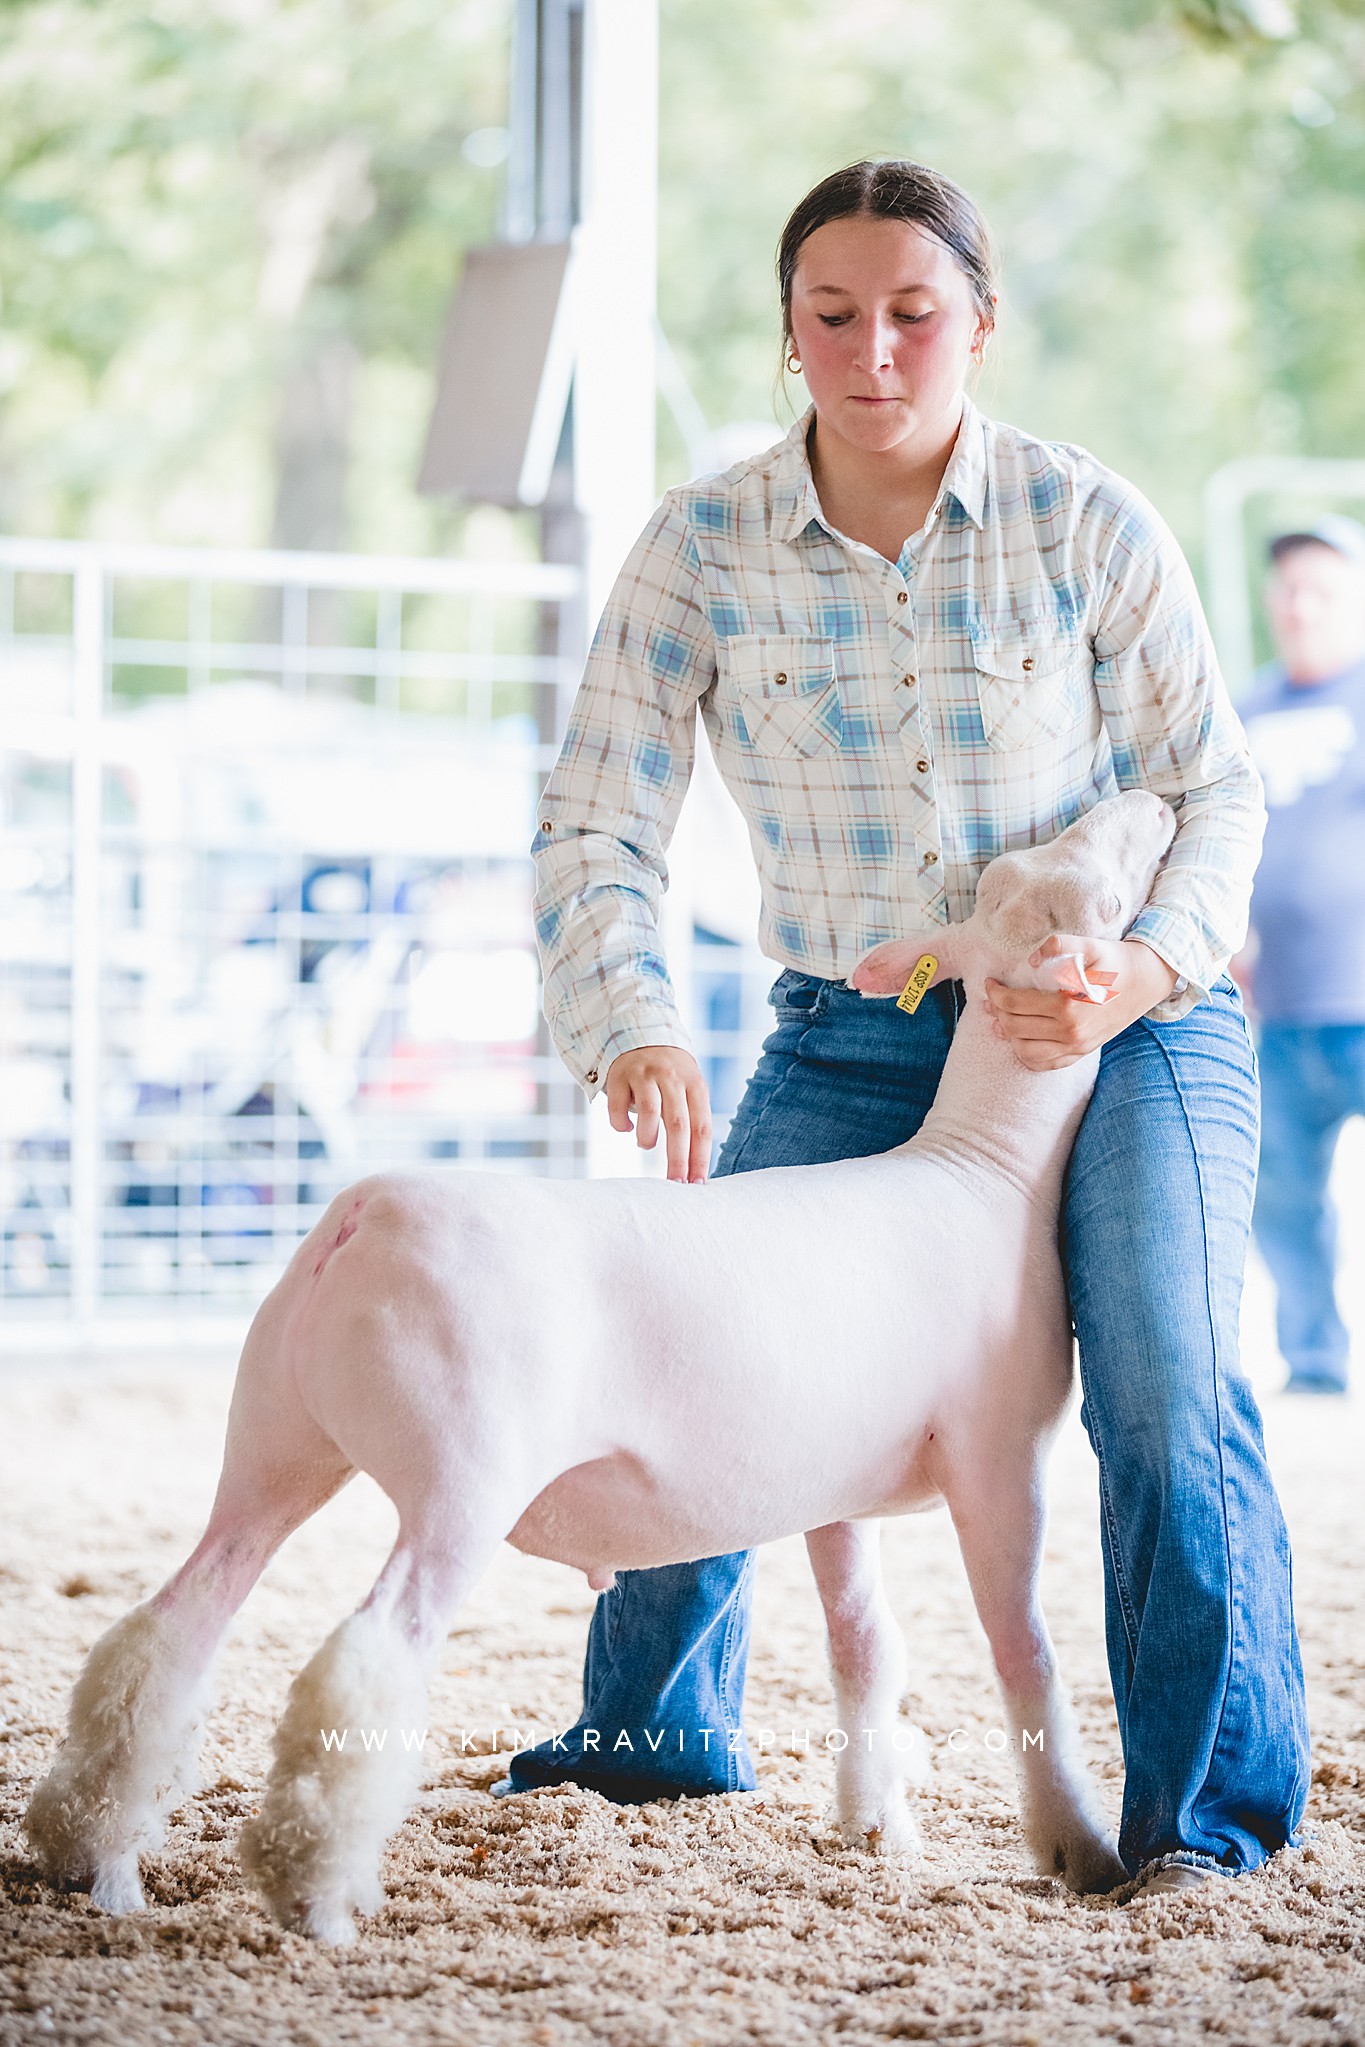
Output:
[{"xmin": 776, "ymin": 159, "xmax": 997, "ymax": 361}]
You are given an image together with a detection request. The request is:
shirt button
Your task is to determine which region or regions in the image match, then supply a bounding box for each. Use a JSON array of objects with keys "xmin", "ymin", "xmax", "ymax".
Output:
[
  {"xmin": 900, "ymin": 674, "xmax": 914, "ymax": 688},
  {"xmin": 774, "ymin": 671, "xmax": 788, "ymax": 686},
  {"xmin": 896, "ymin": 591, "xmax": 909, "ymax": 605},
  {"xmin": 916, "ymin": 757, "xmax": 930, "ymax": 774},
  {"xmin": 540, "ymin": 819, "xmax": 553, "ymax": 832},
  {"xmin": 1022, "ymin": 656, "xmax": 1034, "ymax": 671},
  {"xmin": 585, "ymin": 1068, "xmax": 598, "ymax": 1085},
  {"xmin": 923, "ymin": 850, "xmax": 939, "ymax": 866}
]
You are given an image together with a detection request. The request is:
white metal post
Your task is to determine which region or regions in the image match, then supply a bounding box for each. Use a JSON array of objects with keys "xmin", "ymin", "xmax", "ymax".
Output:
[
  {"xmin": 69, "ymin": 562, "xmax": 104, "ymax": 1331},
  {"xmin": 573, "ymin": 0, "xmax": 684, "ymax": 1176},
  {"xmin": 573, "ymin": 0, "xmax": 658, "ymax": 626}
]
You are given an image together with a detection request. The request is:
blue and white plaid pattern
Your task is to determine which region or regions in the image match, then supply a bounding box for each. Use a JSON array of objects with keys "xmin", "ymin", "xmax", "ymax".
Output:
[{"xmin": 532, "ymin": 399, "xmax": 1264, "ymax": 1094}]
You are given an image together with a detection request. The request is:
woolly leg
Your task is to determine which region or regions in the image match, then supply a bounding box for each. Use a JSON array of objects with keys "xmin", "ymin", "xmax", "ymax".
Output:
[
  {"xmin": 25, "ymin": 1527, "xmax": 284, "ymax": 1913},
  {"xmin": 948, "ymin": 1461, "xmax": 1126, "ymax": 1895},
  {"xmin": 25, "ymin": 1291, "xmax": 353, "ymax": 1916},
  {"xmin": 807, "ymin": 1520, "xmax": 925, "ymax": 1857},
  {"xmin": 240, "ymin": 1524, "xmax": 496, "ymax": 1944}
]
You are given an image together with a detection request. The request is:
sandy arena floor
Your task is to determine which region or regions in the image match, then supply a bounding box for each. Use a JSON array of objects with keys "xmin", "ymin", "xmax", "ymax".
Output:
[{"xmin": 2, "ymin": 1242, "xmax": 1364, "ymax": 2046}]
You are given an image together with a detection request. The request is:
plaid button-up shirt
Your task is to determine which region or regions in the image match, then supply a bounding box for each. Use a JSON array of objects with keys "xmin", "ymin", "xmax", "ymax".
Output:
[{"xmin": 532, "ymin": 398, "xmax": 1263, "ymax": 1096}]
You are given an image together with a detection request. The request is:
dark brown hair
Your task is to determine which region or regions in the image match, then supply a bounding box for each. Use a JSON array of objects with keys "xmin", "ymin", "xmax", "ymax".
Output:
[{"xmin": 776, "ymin": 159, "xmax": 998, "ymax": 360}]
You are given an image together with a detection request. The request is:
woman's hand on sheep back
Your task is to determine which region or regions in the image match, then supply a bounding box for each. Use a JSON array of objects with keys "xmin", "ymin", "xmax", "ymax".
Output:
[
  {"xmin": 605, "ymin": 1047, "xmax": 713, "ymax": 1184},
  {"xmin": 984, "ymin": 936, "xmax": 1180, "ymax": 1072}
]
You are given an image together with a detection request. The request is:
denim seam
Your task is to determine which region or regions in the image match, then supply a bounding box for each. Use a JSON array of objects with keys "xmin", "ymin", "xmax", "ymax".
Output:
[
  {"xmin": 577, "ymin": 1579, "xmax": 623, "ymax": 1711},
  {"xmin": 603, "ymin": 1576, "xmax": 622, "ymax": 1660},
  {"xmin": 1143, "ymin": 1017, "xmax": 1242, "ymax": 1839},
  {"xmin": 718, "ymin": 993, "xmax": 831, "ymax": 1177},
  {"xmin": 1076, "ymin": 1044, "xmax": 1142, "ymax": 1670},
  {"xmin": 1283, "ymin": 1546, "xmax": 1311, "ymax": 1835},
  {"xmin": 1091, "ymin": 1443, "xmax": 1140, "ymax": 1668},
  {"xmin": 717, "ymin": 1552, "xmax": 753, "ymax": 1790}
]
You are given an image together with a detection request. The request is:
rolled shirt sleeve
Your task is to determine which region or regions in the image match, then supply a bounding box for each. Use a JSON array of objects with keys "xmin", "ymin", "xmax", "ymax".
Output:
[
  {"xmin": 1081, "ymin": 475, "xmax": 1266, "ymax": 1021},
  {"xmin": 532, "ymin": 496, "xmax": 716, "ymax": 1096}
]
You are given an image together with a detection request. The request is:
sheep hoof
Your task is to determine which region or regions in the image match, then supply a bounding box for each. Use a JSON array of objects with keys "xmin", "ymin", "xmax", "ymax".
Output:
[
  {"xmin": 299, "ymin": 1898, "xmax": 361, "ymax": 1946},
  {"xmin": 266, "ymin": 1882, "xmax": 371, "ymax": 1944},
  {"xmin": 841, "ymin": 1802, "xmax": 921, "ymax": 1860},
  {"xmin": 1046, "ymin": 1828, "xmax": 1128, "ymax": 1896},
  {"xmin": 89, "ymin": 1854, "xmax": 147, "ymax": 1916}
]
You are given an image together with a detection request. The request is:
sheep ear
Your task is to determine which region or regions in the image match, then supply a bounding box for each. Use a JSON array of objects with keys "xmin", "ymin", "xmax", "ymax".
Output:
[
  {"xmin": 849, "ymin": 935, "xmax": 959, "ymax": 999},
  {"xmin": 1036, "ymin": 951, "xmax": 1109, "ymax": 1004}
]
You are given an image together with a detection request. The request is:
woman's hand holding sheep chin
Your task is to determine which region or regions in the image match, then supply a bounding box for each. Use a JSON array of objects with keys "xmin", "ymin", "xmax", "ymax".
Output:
[
  {"xmin": 605, "ymin": 1046, "xmax": 714, "ymax": 1183},
  {"xmin": 985, "ymin": 936, "xmax": 1180, "ymax": 1072},
  {"xmin": 609, "ymin": 933, "xmax": 1177, "ymax": 1156}
]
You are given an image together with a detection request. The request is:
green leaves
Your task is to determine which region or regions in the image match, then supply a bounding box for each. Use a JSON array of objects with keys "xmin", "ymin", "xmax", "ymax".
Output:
[
  {"xmin": 2, "ymin": 0, "xmax": 1363, "ymax": 569},
  {"xmin": 0, "ymin": 0, "xmax": 507, "ymax": 543},
  {"xmin": 655, "ymin": 0, "xmax": 1365, "ymax": 572}
]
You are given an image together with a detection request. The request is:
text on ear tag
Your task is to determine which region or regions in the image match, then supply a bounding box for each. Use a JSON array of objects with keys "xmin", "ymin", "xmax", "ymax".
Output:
[{"xmin": 896, "ymin": 955, "xmax": 938, "ymax": 1015}]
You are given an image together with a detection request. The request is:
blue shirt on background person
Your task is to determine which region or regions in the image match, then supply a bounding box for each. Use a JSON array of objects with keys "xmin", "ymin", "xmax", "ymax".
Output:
[
  {"xmin": 1241, "ymin": 648, "xmax": 1365, "ymax": 1023},
  {"xmin": 1241, "ymin": 513, "xmax": 1365, "ymax": 1396}
]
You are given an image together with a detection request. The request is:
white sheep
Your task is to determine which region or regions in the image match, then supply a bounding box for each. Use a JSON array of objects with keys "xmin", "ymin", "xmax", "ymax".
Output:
[{"xmin": 25, "ymin": 789, "xmax": 1175, "ymax": 1942}]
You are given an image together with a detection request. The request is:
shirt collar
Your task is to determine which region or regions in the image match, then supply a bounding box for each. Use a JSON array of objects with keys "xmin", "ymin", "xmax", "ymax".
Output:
[
  {"xmin": 768, "ymin": 395, "xmax": 989, "ymax": 542},
  {"xmin": 768, "ymin": 410, "xmax": 825, "ymax": 543},
  {"xmin": 943, "ymin": 395, "xmax": 987, "ymax": 529}
]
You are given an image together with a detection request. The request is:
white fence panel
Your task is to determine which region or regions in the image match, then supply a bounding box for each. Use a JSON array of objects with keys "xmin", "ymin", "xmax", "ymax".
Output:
[{"xmin": 0, "ymin": 538, "xmax": 775, "ymax": 1347}]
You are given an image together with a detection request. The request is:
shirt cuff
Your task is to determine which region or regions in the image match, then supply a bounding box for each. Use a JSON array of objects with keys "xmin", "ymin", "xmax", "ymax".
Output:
[
  {"xmin": 1124, "ymin": 905, "xmax": 1213, "ymax": 1022},
  {"xmin": 574, "ymin": 1019, "xmax": 695, "ymax": 1100}
]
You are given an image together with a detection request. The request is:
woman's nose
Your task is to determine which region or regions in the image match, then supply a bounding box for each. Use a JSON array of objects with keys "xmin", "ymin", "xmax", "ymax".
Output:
[{"xmin": 853, "ymin": 318, "xmax": 897, "ymax": 372}]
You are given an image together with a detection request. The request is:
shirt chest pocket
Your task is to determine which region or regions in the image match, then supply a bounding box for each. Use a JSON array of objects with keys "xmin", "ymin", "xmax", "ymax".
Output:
[
  {"xmin": 971, "ymin": 625, "xmax": 1091, "ymax": 751},
  {"xmin": 717, "ymin": 635, "xmax": 843, "ymax": 758}
]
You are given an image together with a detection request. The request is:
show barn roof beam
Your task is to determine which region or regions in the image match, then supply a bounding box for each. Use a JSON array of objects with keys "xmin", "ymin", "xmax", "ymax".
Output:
[{"xmin": 418, "ymin": 0, "xmax": 658, "ymax": 622}]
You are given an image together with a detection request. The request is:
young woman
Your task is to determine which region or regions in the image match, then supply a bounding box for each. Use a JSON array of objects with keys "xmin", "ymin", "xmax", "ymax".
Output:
[{"xmin": 508, "ymin": 160, "xmax": 1308, "ymax": 1892}]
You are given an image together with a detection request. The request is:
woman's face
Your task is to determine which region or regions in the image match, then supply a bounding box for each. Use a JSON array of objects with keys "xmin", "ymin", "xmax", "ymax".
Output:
[{"xmin": 789, "ymin": 214, "xmax": 991, "ymax": 456}]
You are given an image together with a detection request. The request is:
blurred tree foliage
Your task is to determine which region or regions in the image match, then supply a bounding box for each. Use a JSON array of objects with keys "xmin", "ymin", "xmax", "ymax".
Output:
[
  {"xmin": 657, "ymin": 0, "xmax": 1365, "ymax": 558},
  {"xmin": 1, "ymin": 0, "xmax": 1363, "ymax": 568},
  {"xmin": 0, "ymin": 0, "xmax": 510, "ymax": 551}
]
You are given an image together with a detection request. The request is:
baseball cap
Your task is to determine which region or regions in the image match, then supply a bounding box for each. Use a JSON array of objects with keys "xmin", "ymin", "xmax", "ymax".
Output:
[{"xmin": 1269, "ymin": 513, "xmax": 1365, "ymax": 568}]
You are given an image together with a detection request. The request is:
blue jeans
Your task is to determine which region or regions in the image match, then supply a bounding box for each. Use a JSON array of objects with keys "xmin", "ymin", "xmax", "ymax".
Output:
[
  {"xmin": 1253, "ymin": 1020, "xmax": 1365, "ymax": 1391},
  {"xmin": 508, "ymin": 971, "xmax": 1309, "ymax": 1873}
]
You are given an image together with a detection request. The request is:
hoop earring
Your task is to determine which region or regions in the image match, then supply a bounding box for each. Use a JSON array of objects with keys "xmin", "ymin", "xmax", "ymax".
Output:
[{"xmin": 786, "ymin": 351, "xmax": 801, "ymax": 374}]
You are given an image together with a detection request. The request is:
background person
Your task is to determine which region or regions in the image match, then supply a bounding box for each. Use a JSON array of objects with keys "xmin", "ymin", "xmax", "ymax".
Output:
[
  {"xmin": 1238, "ymin": 516, "xmax": 1365, "ymax": 1396},
  {"xmin": 511, "ymin": 159, "xmax": 1308, "ymax": 1891}
]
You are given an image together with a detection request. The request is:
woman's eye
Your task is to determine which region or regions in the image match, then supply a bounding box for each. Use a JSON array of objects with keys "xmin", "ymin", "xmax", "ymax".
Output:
[{"xmin": 814, "ymin": 311, "xmax": 931, "ymax": 328}]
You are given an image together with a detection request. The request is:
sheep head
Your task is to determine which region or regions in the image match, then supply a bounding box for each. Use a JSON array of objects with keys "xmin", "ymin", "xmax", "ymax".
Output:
[{"xmin": 849, "ymin": 791, "xmax": 1177, "ymax": 999}]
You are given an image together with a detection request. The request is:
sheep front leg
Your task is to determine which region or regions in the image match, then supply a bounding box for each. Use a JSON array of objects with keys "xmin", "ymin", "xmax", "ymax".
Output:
[
  {"xmin": 240, "ymin": 1511, "xmax": 507, "ymax": 1945},
  {"xmin": 947, "ymin": 1461, "xmax": 1126, "ymax": 1895},
  {"xmin": 806, "ymin": 1520, "xmax": 923, "ymax": 1857}
]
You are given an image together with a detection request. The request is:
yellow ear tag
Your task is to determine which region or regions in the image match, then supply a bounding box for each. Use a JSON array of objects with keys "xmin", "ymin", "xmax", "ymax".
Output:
[{"xmin": 896, "ymin": 954, "xmax": 938, "ymax": 1016}]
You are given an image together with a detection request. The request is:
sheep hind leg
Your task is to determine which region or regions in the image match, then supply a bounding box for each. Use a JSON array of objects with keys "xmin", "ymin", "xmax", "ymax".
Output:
[
  {"xmin": 947, "ymin": 1463, "xmax": 1127, "ymax": 1895},
  {"xmin": 24, "ymin": 1392, "xmax": 353, "ymax": 1916},
  {"xmin": 240, "ymin": 1512, "xmax": 506, "ymax": 1945},
  {"xmin": 806, "ymin": 1520, "xmax": 924, "ymax": 1858}
]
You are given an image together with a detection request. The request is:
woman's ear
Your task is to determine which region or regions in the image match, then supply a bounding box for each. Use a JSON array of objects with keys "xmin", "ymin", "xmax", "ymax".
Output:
[{"xmin": 849, "ymin": 936, "xmax": 956, "ymax": 998}]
